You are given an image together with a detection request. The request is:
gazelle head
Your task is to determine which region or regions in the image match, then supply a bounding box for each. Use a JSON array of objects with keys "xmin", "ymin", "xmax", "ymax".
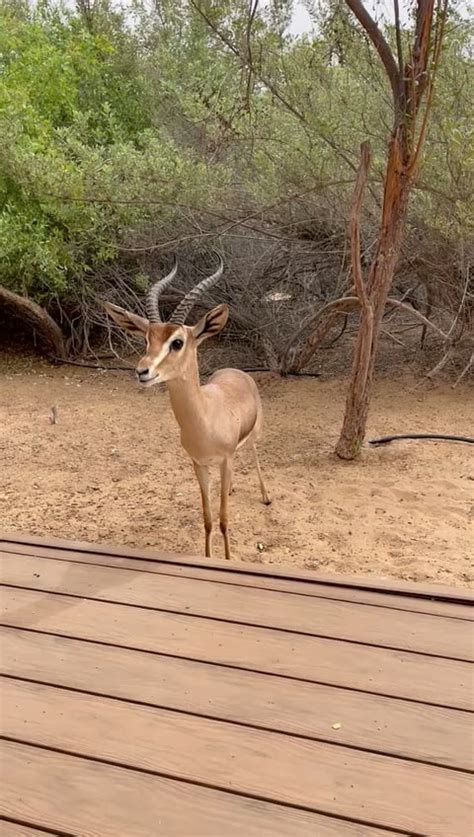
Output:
[{"xmin": 104, "ymin": 256, "xmax": 228, "ymax": 387}]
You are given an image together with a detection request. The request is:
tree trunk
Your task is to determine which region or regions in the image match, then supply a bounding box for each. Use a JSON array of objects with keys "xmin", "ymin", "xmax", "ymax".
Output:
[
  {"xmin": 336, "ymin": 133, "xmax": 411, "ymax": 458},
  {"xmin": 334, "ymin": 235, "xmax": 406, "ymax": 457},
  {"xmin": 334, "ymin": 0, "xmax": 443, "ymax": 458},
  {"xmin": 0, "ymin": 286, "xmax": 67, "ymax": 359}
]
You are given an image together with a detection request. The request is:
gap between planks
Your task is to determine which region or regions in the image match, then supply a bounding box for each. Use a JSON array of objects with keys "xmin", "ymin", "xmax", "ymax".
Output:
[
  {"xmin": 0, "ymin": 820, "xmax": 67, "ymax": 837},
  {"xmin": 1, "ymin": 678, "xmax": 473, "ymax": 835},
  {"xmin": 1, "ymin": 553, "xmax": 472, "ymax": 661},
  {"xmin": 2, "ymin": 534, "xmax": 472, "ymax": 604},
  {"xmin": 1, "ymin": 588, "xmax": 473, "ymax": 709},
  {"xmin": 2, "ymin": 627, "xmax": 472, "ymax": 770},
  {"xmin": 0, "ymin": 739, "xmax": 408, "ymax": 837},
  {"xmin": 1, "ymin": 544, "xmax": 471, "ymax": 622}
]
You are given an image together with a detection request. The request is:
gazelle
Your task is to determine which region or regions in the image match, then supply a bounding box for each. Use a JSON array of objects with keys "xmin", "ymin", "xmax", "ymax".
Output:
[{"xmin": 104, "ymin": 256, "xmax": 271, "ymax": 560}]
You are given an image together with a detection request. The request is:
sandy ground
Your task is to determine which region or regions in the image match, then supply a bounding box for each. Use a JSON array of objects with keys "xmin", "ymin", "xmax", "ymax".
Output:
[{"xmin": 0, "ymin": 352, "xmax": 472, "ymax": 587}]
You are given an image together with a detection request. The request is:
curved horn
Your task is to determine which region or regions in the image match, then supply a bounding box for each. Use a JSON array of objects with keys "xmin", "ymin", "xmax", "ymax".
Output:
[
  {"xmin": 170, "ymin": 254, "xmax": 224, "ymax": 325},
  {"xmin": 145, "ymin": 257, "xmax": 178, "ymax": 322}
]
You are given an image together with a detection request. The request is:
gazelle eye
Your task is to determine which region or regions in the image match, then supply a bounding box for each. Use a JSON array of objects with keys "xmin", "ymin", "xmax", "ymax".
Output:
[{"xmin": 170, "ymin": 338, "xmax": 184, "ymax": 352}]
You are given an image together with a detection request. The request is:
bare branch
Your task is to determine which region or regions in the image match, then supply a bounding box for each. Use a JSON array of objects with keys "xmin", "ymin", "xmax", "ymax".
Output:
[
  {"xmin": 452, "ymin": 352, "xmax": 474, "ymax": 388},
  {"xmin": 426, "ymin": 346, "xmax": 454, "ymax": 379},
  {"xmin": 344, "ymin": 0, "xmax": 402, "ymax": 118},
  {"xmin": 394, "ymin": 0, "xmax": 404, "ymax": 75},
  {"xmin": 350, "ymin": 142, "xmax": 371, "ymax": 311},
  {"xmin": 281, "ymin": 291, "xmax": 452, "ymax": 376},
  {"xmin": 408, "ymin": 0, "xmax": 448, "ymax": 174},
  {"xmin": 385, "ymin": 298, "xmax": 449, "ymax": 340},
  {"xmin": 280, "ymin": 296, "xmax": 360, "ymax": 374},
  {"xmin": 411, "ymin": 0, "xmax": 436, "ymax": 101},
  {"xmin": 244, "ymin": 0, "xmax": 259, "ymax": 111}
]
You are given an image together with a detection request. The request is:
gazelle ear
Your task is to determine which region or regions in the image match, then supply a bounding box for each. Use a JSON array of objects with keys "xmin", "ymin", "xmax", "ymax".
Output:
[
  {"xmin": 103, "ymin": 302, "xmax": 149, "ymax": 337},
  {"xmin": 192, "ymin": 304, "xmax": 229, "ymax": 345}
]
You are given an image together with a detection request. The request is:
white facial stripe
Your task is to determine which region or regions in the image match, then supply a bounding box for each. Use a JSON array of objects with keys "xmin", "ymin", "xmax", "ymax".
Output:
[
  {"xmin": 148, "ymin": 343, "xmax": 169, "ymax": 373},
  {"xmin": 148, "ymin": 333, "xmax": 185, "ymax": 373}
]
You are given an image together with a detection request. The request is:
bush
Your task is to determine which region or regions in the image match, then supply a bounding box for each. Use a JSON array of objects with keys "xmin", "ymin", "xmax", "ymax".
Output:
[{"xmin": 0, "ymin": 1, "xmax": 472, "ymax": 372}]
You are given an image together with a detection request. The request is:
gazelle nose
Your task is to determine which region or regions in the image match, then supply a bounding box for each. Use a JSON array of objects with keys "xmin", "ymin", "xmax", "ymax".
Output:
[{"xmin": 137, "ymin": 368, "xmax": 150, "ymax": 380}]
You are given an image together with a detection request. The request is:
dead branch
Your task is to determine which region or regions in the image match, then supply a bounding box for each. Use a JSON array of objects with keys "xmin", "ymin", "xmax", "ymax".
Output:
[
  {"xmin": 407, "ymin": 0, "xmax": 447, "ymax": 175},
  {"xmin": 452, "ymin": 352, "xmax": 473, "ymax": 388},
  {"xmin": 384, "ymin": 298, "xmax": 449, "ymax": 340},
  {"xmin": 244, "ymin": 0, "xmax": 259, "ymax": 111},
  {"xmin": 350, "ymin": 142, "xmax": 371, "ymax": 311},
  {"xmin": 280, "ymin": 296, "xmax": 360, "ymax": 374},
  {"xmin": 394, "ymin": 0, "xmax": 404, "ymax": 75},
  {"xmin": 281, "ymin": 290, "xmax": 454, "ymax": 376},
  {"xmin": 425, "ymin": 346, "xmax": 454, "ymax": 379}
]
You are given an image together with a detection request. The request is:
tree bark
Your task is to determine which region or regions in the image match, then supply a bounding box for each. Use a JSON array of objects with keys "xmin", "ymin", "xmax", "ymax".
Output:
[
  {"xmin": 335, "ymin": 141, "xmax": 376, "ymax": 458},
  {"xmin": 336, "ymin": 134, "xmax": 411, "ymax": 458},
  {"xmin": 334, "ymin": 0, "xmax": 440, "ymax": 459},
  {"xmin": 0, "ymin": 286, "xmax": 67, "ymax": 359}
]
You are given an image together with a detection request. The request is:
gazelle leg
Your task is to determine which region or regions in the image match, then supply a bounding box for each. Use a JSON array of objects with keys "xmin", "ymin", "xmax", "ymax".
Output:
[
  {"xmin": 219, "ymin": 458, "xmax": 232, "ymax": 560},
  {"xmin": 193, "ymin": 462, "xmax": 213, "ymax": 558},
  {"xmin": 253, "ymin": 444, "xmax": 271, "ymax": 506}
]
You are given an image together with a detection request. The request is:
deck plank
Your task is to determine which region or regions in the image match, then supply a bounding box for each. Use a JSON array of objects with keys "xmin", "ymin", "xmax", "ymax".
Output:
[
  {"xmin": 2, "ymin": 543, "xmax": 472, "ymax": 620},
  {"xmin": 2, "ymin": 553, "xmax": 472, "ymax": 659},
  {"xmin": 1, "ymin": 587, "xmax": 472, "ymax": 708},
  {"xmin": 0, "ymin": 740, "xmax": 397, "ymax": 837},
  {"xmin": 1, "ymin": 535, "xmax": 472, "ymax": 837},
  {"xmin": 2, "ymin": 629, "xmax": 472, "ymax": 769},
  {"xmin": 3, "ymin": 533, "xmax": 472, "ymax": 603},
  {"xmin": 0, "ymin": 824, "xmax": 54, "ymax": 837},
  {"xmin": 2, "ymin": 678, "xmax": 472, "ymax": 836}
]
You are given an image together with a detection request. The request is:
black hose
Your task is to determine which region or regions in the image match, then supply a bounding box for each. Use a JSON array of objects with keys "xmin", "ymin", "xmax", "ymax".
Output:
[{"xmin": 369, "ymin": 433, "xmax": 474, "ymax": 446}]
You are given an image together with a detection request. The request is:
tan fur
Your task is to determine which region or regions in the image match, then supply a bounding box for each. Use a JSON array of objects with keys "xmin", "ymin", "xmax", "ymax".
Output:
[{"xmin": 104, "ymin": 303, "xmax": 270, "ymax": 560}]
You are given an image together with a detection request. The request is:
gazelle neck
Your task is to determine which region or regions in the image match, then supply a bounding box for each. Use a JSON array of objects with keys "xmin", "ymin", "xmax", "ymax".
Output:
[{"xmin": 165, "ymin": 352, "xmax": 207, "ymax": 433}]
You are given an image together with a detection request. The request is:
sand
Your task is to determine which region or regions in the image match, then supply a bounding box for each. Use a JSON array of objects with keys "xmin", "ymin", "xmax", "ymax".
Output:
[{"xmin": 0, "ymin": 354, "xmax": 472, "ymax": 586}]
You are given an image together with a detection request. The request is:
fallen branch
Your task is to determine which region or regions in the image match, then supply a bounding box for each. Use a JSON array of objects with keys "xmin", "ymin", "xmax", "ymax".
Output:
[
  {"xmin": 425, "ymin": 346, "xmax": 454, "ymax": 380},
  {"xmin": 384, "ymin": 298, "xmax": 449, "ymax": 341},
  {"xmin": 0, "ymin": 286, "xmax": 67, "ymax": 359},
  {"xmin": 452, "ymin": 352, "xmax": 473, "ymax": 388}
]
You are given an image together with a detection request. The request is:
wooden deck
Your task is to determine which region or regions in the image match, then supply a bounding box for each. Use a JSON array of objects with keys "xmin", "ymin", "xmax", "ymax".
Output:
[{"xmin": 0, "ymin": 535, "xmax": 473, "ymax": 836}]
